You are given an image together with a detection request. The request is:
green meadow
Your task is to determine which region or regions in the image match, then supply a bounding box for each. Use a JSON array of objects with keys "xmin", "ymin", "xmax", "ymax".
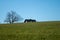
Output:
[{"xmin": 0, "ymin": 21, "xmax": 60, "ymax": 40}]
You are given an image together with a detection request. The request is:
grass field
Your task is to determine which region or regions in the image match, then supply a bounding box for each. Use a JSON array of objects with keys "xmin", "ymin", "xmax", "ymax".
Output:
[{"xmin": 0, "ymin": 21, "xmax": 60, "ymax": 40}]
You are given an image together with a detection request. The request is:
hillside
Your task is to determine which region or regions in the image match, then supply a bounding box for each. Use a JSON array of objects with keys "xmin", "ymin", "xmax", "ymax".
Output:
[{"xmin": 0, "ymin": 21, "xmax": 60, "ymax": 40}]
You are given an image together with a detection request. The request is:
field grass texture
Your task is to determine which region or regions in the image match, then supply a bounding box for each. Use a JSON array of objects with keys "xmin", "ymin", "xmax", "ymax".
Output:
[{"xmin": 0, "ymin": 21, "xmax": 60, "ymax": 40}]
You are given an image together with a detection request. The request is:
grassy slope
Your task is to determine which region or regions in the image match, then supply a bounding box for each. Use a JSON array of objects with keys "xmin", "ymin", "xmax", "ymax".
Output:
[{"xmin": 0, "ymin": 21, "xmax": 60, "ymax": 40}]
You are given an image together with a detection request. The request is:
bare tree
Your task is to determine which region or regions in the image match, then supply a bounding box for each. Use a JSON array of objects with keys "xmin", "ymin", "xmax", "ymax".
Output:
[{"xmin": 4, "ymin": 11, "xmax": 23, "ymax": 24}]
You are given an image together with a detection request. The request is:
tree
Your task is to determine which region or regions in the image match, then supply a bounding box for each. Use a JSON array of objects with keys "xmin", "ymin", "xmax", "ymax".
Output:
[{"xmin": 4, "ymin": 11, "xmax": 23, "ymax": 24}]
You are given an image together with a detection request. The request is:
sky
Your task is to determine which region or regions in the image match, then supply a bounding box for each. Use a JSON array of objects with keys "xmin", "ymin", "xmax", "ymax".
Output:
[{"xmin": 0, "ymin": 0, "xmax": 60, "ymax": 23}]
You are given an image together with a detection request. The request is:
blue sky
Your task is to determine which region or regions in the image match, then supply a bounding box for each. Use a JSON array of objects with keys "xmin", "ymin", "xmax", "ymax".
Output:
[{"xmin": 0, "ymin": 0, "xmax": 60, "ymax": 23}]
